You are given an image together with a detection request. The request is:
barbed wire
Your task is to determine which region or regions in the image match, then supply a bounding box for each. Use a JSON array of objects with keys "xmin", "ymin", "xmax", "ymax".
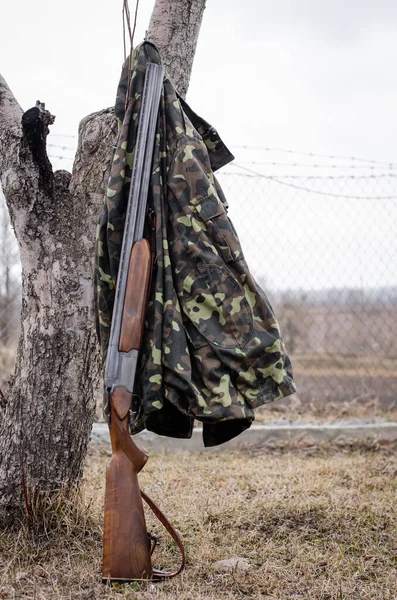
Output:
[
  {"xmin": 267, "ymin": 177, "xmax": 397, "ymax": 200},
  {"xmin": 47, "ymin": 144, "xmax": 76, "ymax": 151},
  {"xmin": 230, "ymin": 164, "xmax": 397, "ymax": 199},
  {"xmin": 232, "ymin": 145, "xmax": 397, "ymax": 168},
  {"xmin": 221, "ymin": 172, "xmax": 397, "ymax": 180},
  {"xmin": 48, "ymin": 154, "xmax": 72, "ymax": 161},
  {"xmin": 236, "ymin": 161, "xmax": 397, "ymax": 171},
  {"xmin": 49, "ymin": 152, "xmax": 397, "ymax": 174},
  {"xmin": 47, "ymin": 150, "xmax": 397, "ymax": 200},
  {"xmin": 47, "ymin": 137, "xmax": 396, "ymax": 168}
]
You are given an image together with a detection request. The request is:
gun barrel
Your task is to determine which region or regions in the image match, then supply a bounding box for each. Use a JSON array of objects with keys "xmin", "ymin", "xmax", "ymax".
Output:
[
  {"xmin": 104, "ymin": 63, "xmax": 164, "ymax": 398},
  {"xmin": 102, "ymin": 62, "xmax": 164, "ymax": 583},
  {"xmin": 102, "ymin": 57, "xmax": 185, "ymax": 584}
]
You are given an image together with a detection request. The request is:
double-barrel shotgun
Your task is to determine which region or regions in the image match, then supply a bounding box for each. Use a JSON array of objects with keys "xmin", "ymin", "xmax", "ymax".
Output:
[{"xmin": 102, "ymin": 62, "xmax": 185, "ymax": 584}]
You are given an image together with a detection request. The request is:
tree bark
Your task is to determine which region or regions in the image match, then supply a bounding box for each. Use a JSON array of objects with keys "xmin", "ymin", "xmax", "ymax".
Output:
[
  {"xmin": 0, "ymin": 90, "xmax": 116, "ymax": 521},
  {"xmin": 0, "ymin": 0, "xmax": 206, "ymax": 523},
  {"xmin": 147, "ymin": 0, "xmax": 207, "ymax": 98}
]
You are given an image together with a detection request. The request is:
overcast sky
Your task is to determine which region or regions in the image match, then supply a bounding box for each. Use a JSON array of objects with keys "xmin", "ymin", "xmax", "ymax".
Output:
[
  {"xmin": 1, "ymin": 0, "xmax": 396, "ymax": 291},
  {"xmin": 1, "ymin": 0, "xmax": 397, "ymax": 161}
]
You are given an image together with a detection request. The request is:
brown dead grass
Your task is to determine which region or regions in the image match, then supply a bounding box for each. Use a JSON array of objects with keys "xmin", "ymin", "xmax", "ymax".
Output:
[
  {"xmin": 293, "ymin": 353, "xmax": 397, "ymax": 377},
  {"xmin": 1, "ymin": 441, "xmax": 396, "ymax": 599},
  {"xmin": 255, "ymin": 397, "xmax": 397, "ymax": 425},
  {"xmin": 255, "ymin": 353, "xmax": 397, "ymax": 424}
]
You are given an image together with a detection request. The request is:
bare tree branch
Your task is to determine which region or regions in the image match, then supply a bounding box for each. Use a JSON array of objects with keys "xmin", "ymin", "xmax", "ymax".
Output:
[
  {"xmin": 0, "ymin": 74, "xmax": 22, "ymax": 176},
  {"xmin": 70, "ymin": 108, "xmax": 116, "ymax": 210}
]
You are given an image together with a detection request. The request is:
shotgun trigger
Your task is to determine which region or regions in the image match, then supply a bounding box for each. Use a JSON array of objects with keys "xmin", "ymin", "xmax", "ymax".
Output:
[
  {"xmin": 128, "ymin": 393, "xmax": 143, "ymax": 428},
  {"xmin": 103, "ymin": 388, "xmax": 112, "ymax": 424},
  {"xmin": 148, "ymin": 209, "xmax": 156, "ymax": 229}
]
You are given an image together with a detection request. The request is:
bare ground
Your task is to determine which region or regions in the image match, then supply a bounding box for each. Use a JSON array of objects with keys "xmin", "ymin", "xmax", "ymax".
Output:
[{"xmin": 1, "ymin": 440, "xmax": 396, "ymax": 599}]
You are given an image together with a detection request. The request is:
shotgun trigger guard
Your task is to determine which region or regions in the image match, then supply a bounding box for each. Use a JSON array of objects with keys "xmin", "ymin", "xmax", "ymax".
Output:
[
  {"xmin": 128, "ymin": 394, "xmax": 144, "ymax": 429},
  {"xmin": 103, "ymin": 387, "xmax": 112, "ymax": 424},
  {"xmin": 148, "ymin": 209, "xmax": 156, "ymax": 229}
]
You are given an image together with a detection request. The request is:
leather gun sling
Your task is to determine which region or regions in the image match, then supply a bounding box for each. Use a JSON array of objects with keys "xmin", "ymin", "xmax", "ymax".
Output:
[
  {"xmin": 113, "ymin": 417, "xmax": 185, "ymax": 579},
  {"xmin": 141, "ymin": 490, "xmax": 185, "ymax": 578}
]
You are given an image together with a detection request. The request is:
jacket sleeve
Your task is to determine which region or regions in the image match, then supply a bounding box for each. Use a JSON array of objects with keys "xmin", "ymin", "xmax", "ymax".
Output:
[
  {"xmin": 168, "ymin": 137, "xmax": 244, "ymax": 264},
  {"xmin": 168, "ymin": 136, "xmax": 221, "ymax": 198}
]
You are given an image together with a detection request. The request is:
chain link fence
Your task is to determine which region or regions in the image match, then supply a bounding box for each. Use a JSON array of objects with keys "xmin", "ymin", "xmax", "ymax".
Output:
[
  {"xmin": 218, "ymin": 159, "xmax": 397, "ymax": 417},
  {"xmin": 1, "ymin": 148, "xmax": 397, "ymax": 419}
]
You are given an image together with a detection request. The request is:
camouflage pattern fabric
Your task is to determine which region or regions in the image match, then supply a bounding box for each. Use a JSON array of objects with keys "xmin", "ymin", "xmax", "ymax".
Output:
[{"xmin": 94, "ymin": 42, "xmax": 296, "ymax": 447}]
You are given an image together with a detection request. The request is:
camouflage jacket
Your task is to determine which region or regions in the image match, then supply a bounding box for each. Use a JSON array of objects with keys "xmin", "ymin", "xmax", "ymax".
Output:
[{"xmin": 94, "ymin": 42, "xmax": 296, "ymax": 446}]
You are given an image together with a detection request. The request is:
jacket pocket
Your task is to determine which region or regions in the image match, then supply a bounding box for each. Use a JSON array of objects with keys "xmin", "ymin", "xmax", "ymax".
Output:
[
  {"xmin": 194, "ymin": 194, "xmax": 244, "ymax": 263},
  {"xmin": 180, "ymin": 263, "xmax": 253, "ymax": 349}
]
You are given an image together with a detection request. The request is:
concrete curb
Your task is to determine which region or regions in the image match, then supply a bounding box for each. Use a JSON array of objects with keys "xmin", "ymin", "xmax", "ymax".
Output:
[{"xmin": 91, "ymin": 421, "xmax": 397, "ymax": 452}]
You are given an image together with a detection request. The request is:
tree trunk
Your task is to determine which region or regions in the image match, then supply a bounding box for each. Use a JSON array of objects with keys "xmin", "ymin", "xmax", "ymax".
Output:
[
  {"xmin": 147, "ymin": 0, "xmax": 207, "ymax": 98},
  {"xmin": 0, "ymin": 0, "xmax": 206, "ymax": 523},
  {"xmin": 0, "ymin": 100, "xmax": 116, "ymax": 521}
]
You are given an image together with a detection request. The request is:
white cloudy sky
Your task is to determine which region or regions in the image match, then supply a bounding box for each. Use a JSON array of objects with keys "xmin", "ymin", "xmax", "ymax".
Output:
[
  {"xmin": 1, "ymin": 0, "xmax": 396, "ymax": 291},
  {"xmin": 2, "ymin": 0, "xmax": 396, "ymax": 160}
]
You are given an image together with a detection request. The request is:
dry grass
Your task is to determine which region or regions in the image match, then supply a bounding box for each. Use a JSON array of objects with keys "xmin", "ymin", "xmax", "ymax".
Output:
[
  {"xmin": 293, "ymin": 353, "xmax": 397, "ymax": 378},
  {"xmin": 255, "ymin": 395, "xmax": 397, "ymax": 425},
  {"xmin": 255, "ymin": 353, "xmax": 397, "ymax": 424},
  {"xmin": 1, "ymin": 441, "xmax": 396, "ymax": 599}
]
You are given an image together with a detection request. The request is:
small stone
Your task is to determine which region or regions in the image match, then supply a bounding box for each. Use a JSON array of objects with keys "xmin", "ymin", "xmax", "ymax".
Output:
[{"xmin": 214, "ymin": 557, "xmax": 251, "ymax": 573}]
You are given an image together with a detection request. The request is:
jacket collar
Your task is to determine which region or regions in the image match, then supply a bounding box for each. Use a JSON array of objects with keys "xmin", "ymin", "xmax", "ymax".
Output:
[
  {"xmin": 115, "ymin": 41, "xmax": 235, "ymax": 172},
  {"xmin": 176, "ymin": 94, "xmax": 234, "ymax": 172}
]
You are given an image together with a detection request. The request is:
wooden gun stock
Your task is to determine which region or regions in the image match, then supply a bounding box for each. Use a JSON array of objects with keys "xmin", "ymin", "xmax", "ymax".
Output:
[
  {"xmin": 102, "ymin": 238, "xmax": 185, "ymax": 583},
  {"xmin": 102, "ymin": 242, "xmax": 153, "ymax": 583},
  {"xmin": 102, "ymin": 386, "xmax": 152, "ymax": 583}
]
